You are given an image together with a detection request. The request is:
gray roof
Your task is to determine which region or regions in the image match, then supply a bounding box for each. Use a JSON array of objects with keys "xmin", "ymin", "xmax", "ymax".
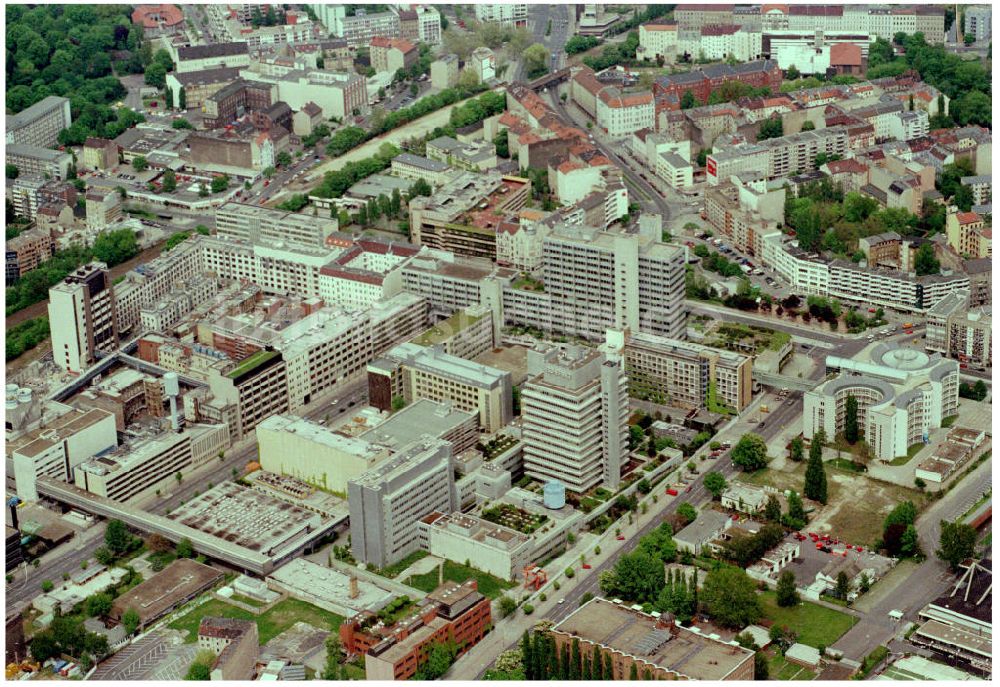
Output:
[
  {"xmin": 393, "ymin": 153, "xmax": 451, "ymax": 173},
  {"xmin": 674, "ymin": 510, "xmax": 731, "ymax": 547},
  {"xmin": 178, "ymin": 42, "xmax": 249, "ymax": 61},
  {"xmin": 7, "ymin": 144, "xmax": 71, "ymax": 162},
  {"xmin": 6, "ymin": 96, "xmax": 69, "ymax": 131}
]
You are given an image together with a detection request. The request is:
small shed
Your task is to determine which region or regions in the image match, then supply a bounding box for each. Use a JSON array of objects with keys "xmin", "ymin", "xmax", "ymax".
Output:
[{"xmin": 785, "ymin": 643, "xmax": 822, "ymax": 669}]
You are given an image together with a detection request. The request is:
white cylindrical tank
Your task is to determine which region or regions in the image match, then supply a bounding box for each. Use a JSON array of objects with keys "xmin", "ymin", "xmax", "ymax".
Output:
[
  {"xmin": 16, "ymin": 388, "xmax": 32, "ymax": 404},
  {"xmin": 6, "ymin": 398, "xmax": 19, "ymax": 411},
  {"xmin": 543, "ymin": 480, "xmax": 566, "ymax": 509},
  {"xmin": 6, "ymin": 384, "xmax": 19, "ymax": 399},
  {"xmin": 163, "ymin": 372, "xmax": 180, "ymax": 397}
]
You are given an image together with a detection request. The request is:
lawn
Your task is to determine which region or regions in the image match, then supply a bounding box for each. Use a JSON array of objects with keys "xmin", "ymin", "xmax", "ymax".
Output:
[
  {"xmin": 373, "ymin": 550, "xmax": 429, "ymax": 579},
  {"xmin": 405, "ymin": 560, "xmax": 515, "ymax": 599},
  {"xmin": 889, "ymin": 443, "xmax": 926, "ymax": 466},
  {"xmin": 765, "ymin": 648, "xmax": 818, "ymax": 680},
  {"xmin": 759, "ymin": 591, "xmax": 856, "ymax": 648},
  {"xmin": 168, "ymin": 597, "xmax": 344, "ymax": 644}
]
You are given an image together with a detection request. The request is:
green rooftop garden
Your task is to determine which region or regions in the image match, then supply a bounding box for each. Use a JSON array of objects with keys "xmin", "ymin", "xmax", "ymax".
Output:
[
  {"xmin": 226, "ymin": 349, "xmax": 280, "ymax": 379},
  {"xmin": 411, "ymin": 309, "xmax": 485, "ymax": 346}
]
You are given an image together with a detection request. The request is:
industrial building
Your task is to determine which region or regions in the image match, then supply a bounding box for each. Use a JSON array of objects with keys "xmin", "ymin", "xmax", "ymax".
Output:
[{"xmin": 110, "ymin": 558, "xmax": 223, "ymax": 630}]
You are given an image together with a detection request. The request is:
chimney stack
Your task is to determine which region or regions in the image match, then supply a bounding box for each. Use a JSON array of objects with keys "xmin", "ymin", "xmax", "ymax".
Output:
[{"xmin": 349, "ymin": 575, "xmax": 359, "ymax": 599}]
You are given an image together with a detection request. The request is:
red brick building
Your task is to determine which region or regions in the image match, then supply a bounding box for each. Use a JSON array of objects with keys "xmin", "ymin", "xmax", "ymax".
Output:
[
  {"xmin": 340, "ymin": 580, "xmax": 492, "ymax": 680},
  {"xmin": 652, "ymin": 59, "xmax": 782, "ymax": 106}
]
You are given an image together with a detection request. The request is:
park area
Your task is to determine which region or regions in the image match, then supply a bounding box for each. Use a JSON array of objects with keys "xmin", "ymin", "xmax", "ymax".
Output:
[
  {"xmin": 404, "ymin": 560, "xmax": 515, "ymax": 599},
  {"xmin": 739, "ymin": 464, "xmax": 926, "ymax": 546},
  {"xmin": 168, "ymin": 597, "xmax": 344, "ymax": 645},
  {"xmin": 759, "ymin": 591, "xmax": 857, "ymax": 649}
]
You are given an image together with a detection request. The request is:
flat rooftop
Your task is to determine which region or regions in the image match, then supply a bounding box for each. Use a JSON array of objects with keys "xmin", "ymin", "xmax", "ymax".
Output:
[
  {"xmin": 166, "ymin": 482, "xmax": 323, "ymax": 553},
  {"xmin": 385, "ymin": 342, "xmax": 510, "ymax": 389},
  {"xmin": 7, "ymin": 406, "xmax": 115, "ymax": 460},
  {"xmin": 267, "ymin": 558, "xmax": 393, "ymax": 614},
  {"xmin": 258, "ymin": 415, "xmax": 386, "ymax": 462},
  {"xmin": 359, "ymin": 399, "xmax": 475, "ymax": 449},
  {"xmin": 111, "ymin": 558, "xmax": 222, "ymax": 624},
  {"xmin": 553, "ymin": 598, "xmax": 753, "ymax": 680}
]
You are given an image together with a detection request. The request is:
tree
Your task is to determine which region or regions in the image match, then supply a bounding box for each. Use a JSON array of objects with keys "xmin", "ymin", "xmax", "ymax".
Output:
[
  {"xmin": 637, "ymin": 478, "xmax": 652, "ymax": 495},
  {"xmin": 677, "ymin": 502, "xmax": 697, "ymax": 525},
  {"xmin": 184, "ymin": 662, "xmax": 211, "ymax": 680},
  {"xmin": 161, "ymin": 169, "xmax": 177, "ymax": 193},
  {"xmin": 322, "ymin": 634, "xmax": 342, "ymax": 679},
  {"xmin": 408, "ymin": 177, "xmax": 432, "ymax": 198},
  {"xmin": 732, "ymin": 434, "xmax": 768, "ymax": 472},
  {"xmin": 418, "ymin": 641, "xmax": 457, "ymax": 680},
  {"xmin": 764, "ymin": 494, "xmax": 782, "ymax": 523},
  {"xmin": 86, "ymin": 593, "xmax": 114, "ymax": 618},
  {"xmin": 198, "ymin": 182, "xmax": 209, "ymax": 197},
  {"xmin": 95, "ymin": 546, "xmax": 115, "ymax": 566},
  {"xmin": 6, "ymin": 164, "xmax": 19, "ymax": 179},
  {"xmin": 122, "ymin": 608, "xmax": 140, "ymax": 635},
  {"xmin": 914, "ymin": 243, "xmax": 940, "ymax": 276},
  {"xmin": 499, "ymin": 595, "xmax": 517, "ymax": 617},
  {"xmin": 105, "ymin": 519, "xmax": 132, "ymax": 554},
  {"xmin": 600, "ymin": 550, "xmax": 667, "ymax": 604},
  {"xmin": 144, "ymin": 62, "xmax": 167, "ymax": 88},
  {"xmin": 776, "ymin": 570, "xmax": 799, "ymax": 607},
  {"xmin": 701, "ymin": 568, "xmax": 762, "ymax": 628},
  {"xmin": 704, "ymin": 471, "xmax": 727, "ymax": 499},
  {"xmin": 936, "ymin": 520, "xmax": 977, "ymax": 570},
  {"xmin": 41, "ymin": 579, "xmax": 54, "ymax": 593},
  {"xmin": 391, "ymin": 395, "xmax": 406, "ymax": 411},
  {"xmin": 757, "ymin": 118, "xmax": 783, "ymax": 141},
  {"xmin": 786, "ymin": 64, "xmax": 801, "ymax": 80},
  {"xmin": 523, "ymin": 43, "xmax": 549, "ymax": 78},
  {"xmin": 789, "ymin": 436, "xmax": 804, "ymax": 462},
  {"xmin": 176, "ymin": 537, "xmax": 195, "ymax": 559},
  {"xmin": 784, "ymin": 491, "xmax": 807, "ymax": 529},
  {"xmin": 680, "ymin": 89, "xmax": 698, "ymax": 110},
  {"xmin": 210, "ymin": 174, "xmax": 229, "ymax": 193},
  {"xmin": 844, "ymin": 395, "xmax": 859, "ymax": 444},
  {"xmin": 834, "ymin": 571, "xmax": 851, "ymax": 600},
  {"xmin": 276, "ymin": 151, "xmax": 292, "ymax": 167},
  {"xmin": 804, "ymin": 439, "xmax": 828, "ymax": 504},
  {"xmin": 900, "ymin": 524, "xmax": 920, "ymax": 557},
  {"xmin": 132, "ymin": 156, "xmax": 149, "ymax": 172}
]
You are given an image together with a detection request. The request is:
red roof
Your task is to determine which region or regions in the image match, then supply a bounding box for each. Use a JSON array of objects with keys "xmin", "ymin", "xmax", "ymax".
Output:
[
  {"xmin": 956, "ymin": 211, "xmax": 982, "ymax": 225},
  {"xmin": 829, "ymin": 43, "xmax": 862, "ymax": 67},
  {"xmin": 824, "ymin": 159, "xmax": 867, "ymax": 175},
  {"xmin": 131, "ymin": 4, "xmax": 184, "ymax": 29}
]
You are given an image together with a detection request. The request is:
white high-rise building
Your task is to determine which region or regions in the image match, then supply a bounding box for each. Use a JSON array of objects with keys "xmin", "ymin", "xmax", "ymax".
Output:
[
  {"xmin": 521, "ymin": 344, "xmax": 628, "ymax": 492},
  {"xmin": 49, "ymin": 262, "xmax": 119, "ymax": 374}
]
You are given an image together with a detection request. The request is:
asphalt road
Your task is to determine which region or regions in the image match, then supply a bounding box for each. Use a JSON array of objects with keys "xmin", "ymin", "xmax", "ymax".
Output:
[
  {"xmin": 467, "ymin": 391, "xmax": 800, "ymax": 677},
  {"xmin": 547, "ymin": 89, "xmax": 674, "ymax": 222},
  {"xmin": 514, "ymin": 5, "xmax": 570, "ymax": 82}
]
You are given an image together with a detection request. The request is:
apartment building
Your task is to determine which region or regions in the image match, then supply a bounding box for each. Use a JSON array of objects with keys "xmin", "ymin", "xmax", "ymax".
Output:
[
  {"xmin": 637, "ymin": 21, "xmax": 679, "ymax": 61},
  {"xmin": 431, "ymin": 54, "xmax": 460, "ymax": 89},
  {"xmin": 707, "ymin": 126, "xmax": 848, "ymax": 185},
  {"xmin": 521, "ymin": 344, "xmax": 628, "ymax": 493},
  {"xmin": 342, "ymin": 580, "xmax": 491, "ymax": 680},
  {"xmin": 415, "ymin": 6, "xmax": 442, "ymax": 43},
  {"xmin": 571, "ymin": 67, "xmax": 655, "ymax": 138},
  {"xmin": 85, "ymin": 187, "xmax": 124, "ymax": 232},
  {"xmin": 426, "ymin": 136, "xmax": 498, "ymax": 172},
  {"xmin": 408, "ymin": 173, "xmax": 530, "ymax": 260},
  {"xmin": 81, "ymin": 137, "xmax": 120, "ymax": 171},
  {"xmin": 313, "ymin": 4, "xmax": 401, "ymax": 46},
  {"xmin": 617, "ymin": 330, "xmax": 753, "ymax": 412},
  {"xmin": 755, "ymin": 5, "xmax": 946, "ymax": 44},
  {"xmin": 470, "ymin": 47, "xmax": 496, "ymax": 83},
  {"xmin": 74, "ymin": 424, "xmax": 230, "ymax": 503},
  {"xmin": 805, "ymin": 345, "xmax": 959, "ymax": 462},
  {"xmin": 49, "ymin": 263, "xmax": 119, "ymax": 374},
  {"xmin": 370, "ymin": 37, "xmax": 417, "ymax": 76},
  {"xmin": 198, "ymin": 618, "xmax": 259, "ymax": 682},
  {"xmin": 653, "ymin": 60, "xmax": 782, "ymax": 106},
  {"xmin": 475, "ymin": 4, "xmax": 528, "ymax": 27},
  {"xmin": 946, "ymin": 210, "xmax": 990, "ymax": 259},
  {"xmin": 703, "ymin": 175, "xmax": 784, "ymax": 255},
  {"xmin": 6, "ymin": 227, "xmax": 55, "ymax": 285},
  {"xmin": 348, "ymin": 438, "xmax": 456, "ymax": 568},
  {"xmin": 390, "ymin": 153, "xmax": 454, "ymax": 186},
  {"xmin": 216, "ymin": 202, "xmax": 338, "ymax": 248},
  {"xmin": 139, "ymin": 276, "xmax": 219, "ymax": 332},
  {"xmin": 164, "ymin": 67, "xmax": 242, "ymax": 109},
  {"xmin": 964, "ymin": 6, "xmax": 992, "ymax": 42},
  {"xmin": 960, "ymin": 175, "xmax": 992, "ymax": 207},
  {"xmin": 401, "ymin": 251, "xmax": 512, "ymax": 315},
  {"xmin": 367, "ymin": 342, "xmax": 513, "ymax": 433},
  {"xmin": 6, "ymin": 145, "xmax": 73, "ymax": 180},
  {"xmin": 5, "ymin": 96, "xmax": 72, "ymax": 148},
  {"xmin": 828, "ymin": 260, "xmax": 970, "ymax": 314},
  {"xmin": 925, "ymin": 290, "xmax": 991, "ymax": 368}
]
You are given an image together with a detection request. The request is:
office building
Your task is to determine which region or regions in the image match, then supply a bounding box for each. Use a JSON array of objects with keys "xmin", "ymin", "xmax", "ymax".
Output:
[
  {"xmin": 426, "ymin": 136, "xmax": 498, "ymax": 172},
  {"xmin": 370, "ymin": 37, "xmax": 417, "ymax": 75},
  {"xmin": 653, "ymin": 60, "xmax": 782, "ymax": 106},
  {"xmin": 804, "ymin": 344, "xmax": 960, "ymax": 462},
  {"xmin": 81, "ymin": 137, "xmax": 120, "ymax": 171},
  {"xmin": 85, "ymin": 187, "xmax": 124, "ymax": 232},
  {"xmin": 521, "ymin": 344, "xmax": 628, "ymax": 492},
  {"xmin": 475, "ymin": 4, "xmax": 527, "ymax": 27},
  {"xmin": 552, "ymin": 598, "xmax": 755, "ymax": 680},
  {"xmin": 49, "ymin": 263, "xmax": 119, "ymax": 374},
  {"xmin": 419, "ymin": 511, "xmax": 532, "ymax": 581},
  {"xmin": 313, "ymin": 4, "xmax": 401, "ymax": 46},
  {"xmin": 175, "ymin": 42, "xmax": 251, "ymax": 73},
  {"xmin": 5, "ymin": 96, "xmax": 72, "ymax": 148},
  {"xmin": 415, "ymin": 6, "xmax": 442, "ymax": 44},
  {"xmin": 409, "ymin": 305, "xmax": 495, "ymax": 361},
  {"xmin": 216, "ymin": 202, "xmax": 339, "ymax": 248},
  {"xmin": 257, "ymin": 415, "xmax": 390, "ymax": 494},
  {"xmin": 74, "ymin": 424, "xmax": 231, "ymax": 503},
  {"xmin": 341, "ymin": 580, "xmax": 491, "ymax": 679},
  {"xmin": 925, "ymin": 290, "xmax": 991, "ymax": 368},
  {"xmin": 367, "ymin": 342, "xmax": 513, "ymax": 433},
  {"xmin": 348, "ymin": 438, "xmax": 456, "ymax": 568},
  {"xmin": 6, "ymin": 227, "xmax": 55, "ymax": 284},
  {"xmin": 9, "ymin": 406, "xmax": 118, "ymax": 501},
  {"xmin": 615, "ymin": 330, "xmax": 753, "ymax": 412},
  {"xmin": 637, "ymin": 20, "xmax": 679, "ymax": 61}
]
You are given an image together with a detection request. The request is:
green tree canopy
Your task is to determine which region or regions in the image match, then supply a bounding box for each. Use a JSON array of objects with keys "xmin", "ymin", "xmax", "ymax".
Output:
[
  {"xmin": 702, "ymin": 568, "xmax": 762, "ymax": 628},
  {"xmin": 732, "ymin": 434, "xmax": 768, "ymax": 472}
]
